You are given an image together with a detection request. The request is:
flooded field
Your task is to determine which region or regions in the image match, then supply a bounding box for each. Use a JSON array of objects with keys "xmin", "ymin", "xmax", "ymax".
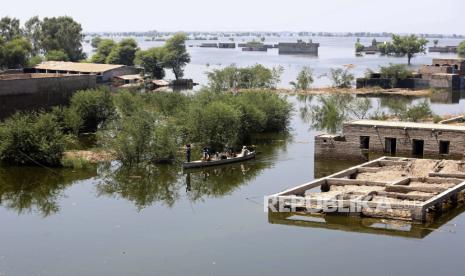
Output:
[{"xmin": 1, "ymin": 95, "xmax": 465, "ymax": 275}]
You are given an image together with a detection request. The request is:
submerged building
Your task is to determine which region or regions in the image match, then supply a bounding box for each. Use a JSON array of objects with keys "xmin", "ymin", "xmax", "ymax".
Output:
[
  {"xmin": 428, "ymin": 45, "xmax": 458, "ymax": 53},
  {"xmin": 28, "ymin": 61, "xmax": 140, "ymax": 83},
  {"xmin": 278, "ymin": 40, "xmax": 319, "ymax": 55},
  {"xmin": 357, "ymin": 58, "xmax": 465, "ymax": 90},
  {"xmin": 315, "ymin": 119, "xmax": 465, "ymax": 160}
]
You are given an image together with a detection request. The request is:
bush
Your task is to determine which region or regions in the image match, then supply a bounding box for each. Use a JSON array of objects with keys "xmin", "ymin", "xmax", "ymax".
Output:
[
  {"xmin": 458, "ymin": 41, "xmax": 465, "ymax": 57},
  {"xmin": 207, "ymin": 64, "xmax": 283, "ymax": 91},
  {"xmin": 290, "ymin": 67, "xmax": 314, "ymax": 90},
  {"xmin": 100, "ymin": 109, "xmax": 178, "ymax": 166},
  {"xmin": 69, "ymin": 87, "xmax": 116, "ymax": 133},
  {"xmin": 0, "ymin": 112, "xmax": 65, "ymax": 166},
  {"xmin": 185, "ymin": 101, "xmax": 242, "ymax": 151},
  {"xmin": 329, "ymin": 67, "xmax": 354, "ymax": 88}
]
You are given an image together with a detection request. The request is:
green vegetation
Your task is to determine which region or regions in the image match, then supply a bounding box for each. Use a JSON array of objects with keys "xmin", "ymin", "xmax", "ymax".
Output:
[
  {"xmin": 378, "ymin": 34, "xmax": 428, "ymax": 65},
  {"xmin": 97, "ymin": 89, "xmax": 292, "ymax": 165},
  {"xmin": 379, "ymin": 63, "xmax": 413, "ymax": 87},
  {"xmin": 163, "ymin": 33, "xmax": 191, "ymax": 80},
  {"xmin": 379, "ymin": 98, "xmax": 433, "ymax": 122},
  {"xmin": 105, "ymin": 38, "xmax": 139, "ymax": 66},
  {"xmin": 207, "ymin": 64, "xmax": 283, "ymax": 91},
  {"xmin": 329, "ymin": 66, "xmax": 355, "ymax": 88},
  {"xmin": 355, "ymin": 38, "xmax": 364, "ymax": 53},
  {"xmin": 290, "ymin": 67, "xmax": 314, "ymax": 90},
  {"xmin": 90, "ymin": 39, "xmax": 116, "ymax": 63},
  {"xmin": 0, "ymin": 112, "xmax": 66, "ymax": 166},
  {"xmin": 0, "ymin": 15, "xmax": 85, "ymax": 69},
  {"xmin": 68, "ymin": 88, "xmax": 116, "ymax": 133},
  {"xmin": 458, "ymin": 41, "xmax": 465, "ymax": 57},
  {"xmin": 135, "ymin": 47, "xmax": 167, "ymax": 79},
  {"xmin": 45, "ymin": 49, "xmax": 69, "ymax": 61}
]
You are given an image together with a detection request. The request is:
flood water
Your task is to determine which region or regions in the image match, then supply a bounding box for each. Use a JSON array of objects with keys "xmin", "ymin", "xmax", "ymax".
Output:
[
  {"xmin": 84, "ymin": 35, "xmax": 463, "ymax": 88},
  {"xmin": 2, "ymin": 94, "xmax": 465, "ymax": 276}
]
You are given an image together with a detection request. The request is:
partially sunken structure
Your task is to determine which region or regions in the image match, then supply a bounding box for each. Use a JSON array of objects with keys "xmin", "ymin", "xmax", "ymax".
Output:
[
  {"xmin": 357, "ymin": 58, "xmax": 465, "ymax": 90},
  {"xmin": 268, "ymin": 157, "xmax": 465, "ymax": 222},
  {"xmin": 278, "ymin": 40, "xmax": 319, "ymax": 55},
  {"xmin": 315, "ymin": 119, "xmax": 465, "ymax": 160}
]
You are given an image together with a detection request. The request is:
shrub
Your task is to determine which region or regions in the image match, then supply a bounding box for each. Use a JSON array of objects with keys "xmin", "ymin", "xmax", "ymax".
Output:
[
  {"xmin": 69, "ymin": 87, "xmax": 116, "ymax": 133},
  {"xmin": 100, "ymin": 109, "xmax": 178, "ymax": 166},
  {"xmin": 458, "ymin": 41, "xmax": 465, "ymax": 57},
  {"xmin": 329, "ymin": 67, "xmax": 354, "ymax": 88},
  {"xmin": 207, "ymin": 64, "xmax": 283, "ymax": 91},
  {"xmin": 0, "ymin": 112, "xmax": 65, "ymax": 166},
  {"xmin": 290, "ymin": 67, "xmax": 314, "ymax": 90}
]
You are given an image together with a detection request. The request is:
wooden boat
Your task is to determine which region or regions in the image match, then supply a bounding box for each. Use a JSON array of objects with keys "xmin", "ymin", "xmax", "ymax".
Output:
[{"xmin": 182, "ymin": 152, "xmax": 256, "ymax": 169}]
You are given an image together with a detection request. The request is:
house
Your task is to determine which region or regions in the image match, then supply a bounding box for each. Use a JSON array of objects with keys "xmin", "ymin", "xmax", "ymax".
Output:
[
  {"xmin": 315, "ymin": 119, "xmax": 465, "ymax": 160},
  {"xmin": 28, "ymin": 61, "xmax": 140, "ymax": 83},
  {"xmin": 278, "ymin": 40, "xmax": 319, "ymax": 55}
]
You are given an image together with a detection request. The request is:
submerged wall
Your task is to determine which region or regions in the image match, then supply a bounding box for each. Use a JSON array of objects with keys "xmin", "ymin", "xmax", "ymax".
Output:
[{"xmin": 0, "ymin": 74, "xmax": 96, "ymax": 119}]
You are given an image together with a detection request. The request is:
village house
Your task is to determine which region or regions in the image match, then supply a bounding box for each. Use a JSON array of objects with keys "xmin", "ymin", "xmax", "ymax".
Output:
[
  {"xmin": 27, "ymin": 61, "xmax": 140, "ymax": 83},
  {"xmin": 315, "ymin": 119, "xmax": 465, "ymax": 160}
]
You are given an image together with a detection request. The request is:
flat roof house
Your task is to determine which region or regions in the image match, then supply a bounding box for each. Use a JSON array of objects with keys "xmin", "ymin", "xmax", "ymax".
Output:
[
  {"xmin": 315, "ymin": 120, "xmax": 465, "ymax": 160},
  {"xmin": 29, "ymin": 61, "xmax": 140, "ymax": 83}
]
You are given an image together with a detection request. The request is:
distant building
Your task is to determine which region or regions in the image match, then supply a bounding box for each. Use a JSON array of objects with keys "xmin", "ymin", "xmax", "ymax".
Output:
[
  {"xmin": 199, "ymin": 43, "xmax": 218, "ymax": 48},
  {"xmin": 428, "ymin": 46, "xmax": 458, "ymax": 53},
  {"xmin": 278, "ymin": 40, "xmax": 319, "ymax": 55},
  {"xmin": 218, "ymin": 43, "xmax": 236, "ymax": 49},
  {"xmin": 28, "ymin": 61, "xmax": 140, "ymax": 83}
]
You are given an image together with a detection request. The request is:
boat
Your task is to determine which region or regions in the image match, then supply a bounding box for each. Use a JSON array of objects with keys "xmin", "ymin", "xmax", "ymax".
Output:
[{"xmin": 182, "ymin": 152, "xmax": 256, "ymax": 169}]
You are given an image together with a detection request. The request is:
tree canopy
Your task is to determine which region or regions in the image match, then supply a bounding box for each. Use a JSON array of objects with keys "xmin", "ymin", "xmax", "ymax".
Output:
[
  {"xmin": 163, "ymin": 33, "xmax": 191, "ymax": 80},
  {"xmin": 378, "ymin": 34, "xmax": 428, "ymax": 65},
  {"xmin": 39, "ymin": 16, "xmax": 85, "ymax": 61},
  {"xmin": 135, "ymin": 47, "xmax": 167, "ymax": 79},
  {"xmin": 458, "ymin": 41, "xmax": 465, "ymax": 57}
]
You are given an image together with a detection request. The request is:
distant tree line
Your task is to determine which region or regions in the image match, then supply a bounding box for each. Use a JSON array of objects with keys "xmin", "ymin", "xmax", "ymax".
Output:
[{"xmin": 0, "ymin": 16, "xmax": 85, "ymax": 69}]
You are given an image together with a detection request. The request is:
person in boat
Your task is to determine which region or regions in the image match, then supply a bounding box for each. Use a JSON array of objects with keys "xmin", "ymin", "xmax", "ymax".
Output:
[
  {"xmin": 240, "ymin": 146, "xmax": 250, "ymax": 157},
  {"xmin": 186, "ymin": 144, "xmax": 191, "ymax": 162},
  {"xmin": 202, "ymin": 146, "xmax": 209, "ymax": 161}
]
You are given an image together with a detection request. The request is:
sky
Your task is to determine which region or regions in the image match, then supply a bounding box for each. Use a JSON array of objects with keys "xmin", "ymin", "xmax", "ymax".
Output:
[{"xmin": 2, "ymin": 0, "xmax": 464, "ymax": 34}]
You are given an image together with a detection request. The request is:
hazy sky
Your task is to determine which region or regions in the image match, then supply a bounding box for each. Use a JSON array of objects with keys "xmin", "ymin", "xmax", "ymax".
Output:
[{"xmin": 3, "ymin": 0, "xmax": 464, "ymax": 34}]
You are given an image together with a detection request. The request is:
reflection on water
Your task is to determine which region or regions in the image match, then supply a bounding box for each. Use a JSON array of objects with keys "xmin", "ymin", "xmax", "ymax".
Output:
[
  {"xmin": 268, "ymin": 204, "xmax": 465, "ymax": 239},
  {"xmin": 0, "ymin": 132, "xmax": 290, "ymax": 216},
  {"xmin": 0, "ymin": 166, "xmax": 97, "ymax": 216}
]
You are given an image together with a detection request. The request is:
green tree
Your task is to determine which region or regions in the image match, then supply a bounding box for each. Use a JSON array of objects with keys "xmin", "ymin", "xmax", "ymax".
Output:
[
  {"xmin": 329, "ymin": 66, "xmax": 354, "ymax": 88},
  {"xmin": 135, "ymin": 47, "xmax": 167, "ymax": 79},
  {"xmin": 39, "ymin": 16, "xmax": 85, "ymax": 61},
  {"xmin": 106, "ymin": 38, "xmax": 138, "ymax": 66},
  {"xmin": 90, "ymin": 39, "xmax": 116, "ymax": 63},
  {"xmin": 290, "ymin": 66, "xmax": 314, "ymax": 90},
  {"xmin": 163, "ymin": 33, "xmax": 191, "ymax": 80},
  {"xmin": 391, "ymin": 34, "xmax": 428, "ymax": 65},
  {"xmin": 0, "ymin": 17, "xmax": 21, "ymax": 41},
  {"xmin": 23, "ymin": 16, "xmax": 42, "ymax": 55},
  {"xmin": 69, "ymin": 88, "xmax": 116, "ymax": 133},
  {"xmin": 355, "ymin": 38, "xmax": 364, "ymax": 53},
  {"xmin": 458, "ymin": 41, "xmax": 465, "ymax": 57},
  {"xmin": 0, "ymin": 37, "xmax": 32, "ymax": 69},
  {"xmin": 186, "ymin": 101, "xmax": 241, "ymax": 151},
  {"xmin": 91, "ymin": 36, "xmax": 102, "ymax": 49},
  {"xmin": 45, "ymin": 49, "xmax": 69, "ymax": 61}
]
